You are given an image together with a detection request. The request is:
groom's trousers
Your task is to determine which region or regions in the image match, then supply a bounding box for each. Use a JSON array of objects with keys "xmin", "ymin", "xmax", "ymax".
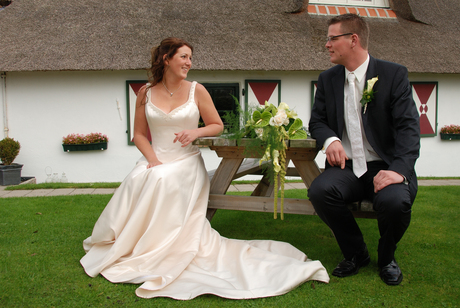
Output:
[{"xmin": 308, "ymin": 160, "xmax": 417, "ymax": 268}]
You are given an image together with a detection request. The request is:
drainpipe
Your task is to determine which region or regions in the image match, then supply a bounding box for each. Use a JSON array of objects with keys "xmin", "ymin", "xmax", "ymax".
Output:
[{"xmin": 1, "ymin": 72, "xmax": 8, "ymax": 138}]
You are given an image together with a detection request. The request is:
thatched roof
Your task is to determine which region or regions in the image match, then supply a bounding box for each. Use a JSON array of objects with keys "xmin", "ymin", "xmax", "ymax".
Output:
[{"xmin": 1, "ymin": 0, "xmax": 459, "ymax": 73}]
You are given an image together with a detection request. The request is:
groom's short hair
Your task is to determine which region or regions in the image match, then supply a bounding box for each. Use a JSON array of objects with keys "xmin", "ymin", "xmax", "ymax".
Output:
[{"xmin": 328, "ymin": 13, "xmax": 369, "ymax": 50}]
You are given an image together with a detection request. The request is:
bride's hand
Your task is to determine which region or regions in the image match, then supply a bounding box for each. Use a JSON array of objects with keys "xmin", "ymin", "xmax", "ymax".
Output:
[
  {"xmin": 147, "ymin": 160, "xmax": 162, "ymax": 169},
  {"xmin": 174, "ymin": 130, "xmax": 199, "ymax": 147}
]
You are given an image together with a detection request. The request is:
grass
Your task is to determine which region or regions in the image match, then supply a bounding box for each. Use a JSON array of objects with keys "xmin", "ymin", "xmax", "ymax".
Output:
[
  {"xmin": 417, "ymin": 176, "xmax": 460, "ymax": 180},
  {"xmin": 1, "ymin": 187, "xmax": 459, "ymax": 307},
  {"xmin": 5, "ymin": 176, "xmax": 460, "ymax": 190},
  {"xmin": 4, "ymin": 182, "xmax": 122, "ymax": 190},
  {"xmin": 232, "ymin": 177, "xmax": 460, "ymax": 184}
]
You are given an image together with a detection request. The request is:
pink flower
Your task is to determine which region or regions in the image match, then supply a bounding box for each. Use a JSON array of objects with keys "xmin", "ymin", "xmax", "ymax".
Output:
[
  {"xmin": 440, "ymin": 124, "xmax": 460, "ymax": 134},
  {"xmin": 62, "ymin": 132, "xmax": 109, "ymax": 145}
]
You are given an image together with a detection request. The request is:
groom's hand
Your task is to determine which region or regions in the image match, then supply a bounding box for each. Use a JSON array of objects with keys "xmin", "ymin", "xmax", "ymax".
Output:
[
  {"xmin": 325, "ymin": 140, "xmax": 348, "ymax": 169},
  {"xmin": 373, "ymin": 170, "xmax": 404, "ymax": 193}
]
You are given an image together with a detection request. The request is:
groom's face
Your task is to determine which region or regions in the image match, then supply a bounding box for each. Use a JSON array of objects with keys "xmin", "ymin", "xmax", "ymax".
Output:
[{"xmin": 325, "ymin": 23, "xmax": 352, "ymax": 66}]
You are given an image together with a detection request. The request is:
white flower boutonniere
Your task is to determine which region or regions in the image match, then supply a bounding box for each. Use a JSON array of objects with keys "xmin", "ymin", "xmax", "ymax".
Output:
[{"xmin": 360, "ymin": 76, "xmax": 378, "ymax": 114}]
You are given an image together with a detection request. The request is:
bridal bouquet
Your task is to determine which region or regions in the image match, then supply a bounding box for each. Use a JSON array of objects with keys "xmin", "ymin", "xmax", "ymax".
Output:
[{"xmin": 240, "ymin": 102, "xmax": 307, "ymax": 219}]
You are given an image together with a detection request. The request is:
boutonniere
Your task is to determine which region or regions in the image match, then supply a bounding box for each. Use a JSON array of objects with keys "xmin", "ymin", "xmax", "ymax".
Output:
[{"xmin": 360, "ymin": 76, "xmax": 378, "ymax": 114}]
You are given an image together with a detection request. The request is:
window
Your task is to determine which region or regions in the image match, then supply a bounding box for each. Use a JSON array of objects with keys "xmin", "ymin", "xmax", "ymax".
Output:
[
  {"xmin": 202, "ymin": 83, "xmax": 240, "ymax": 130},
  {"xmin": 309, "ymin": 0, "xmax": 389, "ymax": 8}
]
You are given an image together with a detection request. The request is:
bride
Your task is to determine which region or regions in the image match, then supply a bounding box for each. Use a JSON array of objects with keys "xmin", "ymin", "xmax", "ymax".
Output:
[{"xmin": 80, "ymin": 37, "xmax": 329, "ymax": 300}]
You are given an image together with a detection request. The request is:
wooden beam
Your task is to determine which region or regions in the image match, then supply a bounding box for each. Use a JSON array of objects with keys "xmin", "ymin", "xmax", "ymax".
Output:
[
  {"xmin": 208, "ymin": 194, "xmax": 317, "ymax": 215},
  {"xmin": 208, "ymin": 195, "xmax": 377, "ymax": 219}
]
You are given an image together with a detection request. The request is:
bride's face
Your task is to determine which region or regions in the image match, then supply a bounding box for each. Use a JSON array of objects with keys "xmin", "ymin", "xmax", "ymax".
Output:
[{"xmin": 166, "ymin": 46, "xmax": 192, "ymax": 79}]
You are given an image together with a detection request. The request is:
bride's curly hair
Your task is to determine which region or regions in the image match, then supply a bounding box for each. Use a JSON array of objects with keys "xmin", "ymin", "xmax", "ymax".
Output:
[{"xmin": 147, "ymin": 37, "xmax": 194, "ymax": 88}]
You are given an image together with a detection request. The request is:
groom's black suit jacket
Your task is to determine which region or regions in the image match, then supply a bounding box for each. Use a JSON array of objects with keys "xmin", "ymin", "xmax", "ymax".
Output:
[{"xmin": 309, "ymin": 55, "xmax": 420, "ymax": 182}]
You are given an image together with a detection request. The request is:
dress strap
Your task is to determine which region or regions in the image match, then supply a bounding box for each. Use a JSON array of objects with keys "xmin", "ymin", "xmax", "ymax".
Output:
[
  {"xmin": 145, "ymin": 83, "xmax": 151, "ymax": 105},
  {"xmin": 188, "ymin": 81, "xmax": 197, "ymax": 103}
]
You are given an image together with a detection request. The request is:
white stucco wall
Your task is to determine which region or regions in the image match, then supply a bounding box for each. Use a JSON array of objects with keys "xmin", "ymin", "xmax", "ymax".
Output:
[
  {"xmin": 1, "ymin": 70, "xmax": 459, "ymax": 183},
  {"xmin": 0, "ymin": 73, "xmax": 5, "ymax": 138},
  {"xmin": 409, "ymin": 73, "xmax": 460, "ymax": 177}
]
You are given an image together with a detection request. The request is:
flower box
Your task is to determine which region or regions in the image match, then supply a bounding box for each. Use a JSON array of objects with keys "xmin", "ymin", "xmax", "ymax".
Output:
[
  {"xmin": 63, "ymin": 142, "xmax": 108, "ymax": 152},
  {"xmin": 440, "ymin": 125, "xmax": 460, "ymax": 140},
  {"xmin": 440, "ymin": 133, "xmax": 460, "ymax": 141},
  {"xmin": 62, "ymin": 132, "xmax": 109, "ymax": 152}
]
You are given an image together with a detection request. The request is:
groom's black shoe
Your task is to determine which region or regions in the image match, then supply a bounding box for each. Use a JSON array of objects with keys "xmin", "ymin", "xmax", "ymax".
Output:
[
  {"xmin": 332, "ymin": 248, "xmax": 370, "ymax": 277},
  {"xmin": 379, "ymin": 260, "xmax": 403, "ymax": 285}
]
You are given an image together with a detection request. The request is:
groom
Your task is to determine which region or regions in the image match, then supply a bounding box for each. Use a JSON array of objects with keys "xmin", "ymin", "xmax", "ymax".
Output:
[{"xmin": 308, "ymin": 13, "xmax": 420, "ymax": 285}]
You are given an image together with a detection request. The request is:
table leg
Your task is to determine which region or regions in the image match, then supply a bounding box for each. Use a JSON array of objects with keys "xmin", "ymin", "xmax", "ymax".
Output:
[
  {"xmin": 251, "ymin": 172, "xmax": 274, "ymax": 197},
  {"xmin": 291, "ymin": 159, "xmax": 321, "ymax": 188},
  {"xmin": 207, "ymin": 157, "xmax": 244, "ymax": 220}
]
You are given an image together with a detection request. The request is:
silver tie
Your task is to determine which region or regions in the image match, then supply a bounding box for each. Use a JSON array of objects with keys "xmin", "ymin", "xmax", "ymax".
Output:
[{"xmin": 346, "ymin": 73, "xmax": 367, "ymax": 178}]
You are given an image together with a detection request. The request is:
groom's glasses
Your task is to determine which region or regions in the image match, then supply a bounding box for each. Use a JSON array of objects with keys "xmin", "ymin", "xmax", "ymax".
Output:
[{"xmin": 326, "ymin": 33, "xmax": 353, "ymax": 42}]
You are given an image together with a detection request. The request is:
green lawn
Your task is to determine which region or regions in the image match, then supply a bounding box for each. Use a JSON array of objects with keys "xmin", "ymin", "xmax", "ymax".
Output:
[
  {"xmin": 4, "ymin": 176, "xmax": 460, "ymax": 190},
  {"xmin": 4, "ymin": 182, "xmax": 122, "ymax": 190},
  {"xmin": 1, "ymin": 187, "xmax": 459, "ymax": 307}
]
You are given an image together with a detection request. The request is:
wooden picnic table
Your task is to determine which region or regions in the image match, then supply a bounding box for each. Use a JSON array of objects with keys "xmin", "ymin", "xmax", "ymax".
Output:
[{"xmin": 194, "ymin": 137, "xmax": 376, "ymax": 220}]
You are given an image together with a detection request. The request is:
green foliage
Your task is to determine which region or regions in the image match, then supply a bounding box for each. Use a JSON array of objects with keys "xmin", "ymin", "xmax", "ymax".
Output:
[
  {"xmin": 220, "ymin": 95, "xmax": 249, "ymax": 138},
  {"xmin": 0, "ymin": 137, "xmax": 20, "ymax": 165},
  {"xmin": 288, "ymin": 118, "xmax": 308, "ymax": 139}
]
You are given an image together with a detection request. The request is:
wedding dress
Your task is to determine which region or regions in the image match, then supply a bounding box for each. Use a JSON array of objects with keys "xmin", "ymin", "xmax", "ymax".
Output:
[{"xmin": 80, "ymin": 81, "xmax": 329, "ymax": 300}]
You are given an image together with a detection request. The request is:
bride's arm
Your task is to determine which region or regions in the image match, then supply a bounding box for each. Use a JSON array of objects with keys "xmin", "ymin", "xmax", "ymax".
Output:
[
  {"xmin": 174, "ymin": 83, "xmax": 224, "ymax": 147},
  {"xmin": 133, "ymin": 85, "xmax": 162, "ymax": 167},
  {"xmin": 195, "ymin": 83, "xmax": 224, "ymax": 137}
]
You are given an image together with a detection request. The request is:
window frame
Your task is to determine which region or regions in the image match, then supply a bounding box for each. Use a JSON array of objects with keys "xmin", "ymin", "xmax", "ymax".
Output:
[{"xmin": 202, "ymin": 82, "xmax": 241, "ymax": 131}]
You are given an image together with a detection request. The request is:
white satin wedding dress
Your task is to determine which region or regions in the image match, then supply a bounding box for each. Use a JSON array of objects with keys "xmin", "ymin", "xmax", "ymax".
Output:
[{"xmin": 80, "ymin": 81, "xmax": 329, "ymax": 300}]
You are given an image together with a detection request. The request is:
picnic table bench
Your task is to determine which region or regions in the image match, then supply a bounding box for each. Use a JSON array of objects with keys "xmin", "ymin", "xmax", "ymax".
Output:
[{"xmin": 194, "ymin": 137, "xmax": 377, "ymax": 220}]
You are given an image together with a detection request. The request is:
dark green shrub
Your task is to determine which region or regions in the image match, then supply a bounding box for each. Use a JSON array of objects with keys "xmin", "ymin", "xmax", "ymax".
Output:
[{"xmin": 0, "ymin": 137, "xmax": 21, "ymax": 165}]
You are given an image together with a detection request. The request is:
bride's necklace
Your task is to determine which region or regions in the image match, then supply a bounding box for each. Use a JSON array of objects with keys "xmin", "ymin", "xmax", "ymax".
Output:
[{"xmin": 162, "ymin": 81, "xmax": 182, "ymax": 97}]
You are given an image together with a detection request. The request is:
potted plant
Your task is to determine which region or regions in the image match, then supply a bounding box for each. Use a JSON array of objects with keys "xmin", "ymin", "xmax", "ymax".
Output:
[
  {"xmin": 440, "ymin": 124, "xmax": 460, "ymax": 140},
  {"xmin": 0, "ymin": 137, "xmax": 23, "ymax": 186},
  {"xmin": 62, "ymin": 132, "xmax": 109, "ymax": 152}
]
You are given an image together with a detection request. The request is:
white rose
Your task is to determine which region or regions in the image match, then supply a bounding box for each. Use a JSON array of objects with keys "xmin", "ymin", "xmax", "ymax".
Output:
[{"xmin": 269, "ymin": 109, "xmax": 289, "ymax": 127}]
